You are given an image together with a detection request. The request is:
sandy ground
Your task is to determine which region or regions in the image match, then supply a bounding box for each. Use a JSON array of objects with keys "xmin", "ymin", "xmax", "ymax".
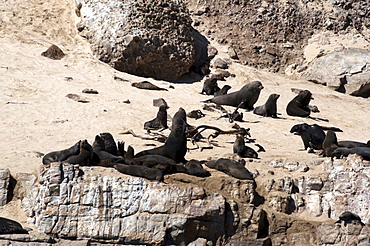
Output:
[{"xmin": 0, "ymin": 0, "xmax": 369, "ymax": 226}]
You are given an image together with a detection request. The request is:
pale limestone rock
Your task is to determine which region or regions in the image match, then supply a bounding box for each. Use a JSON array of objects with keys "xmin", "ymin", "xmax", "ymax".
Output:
[{"xmin": 0, "ymin": 169, "xmax": 10, "ymax": 206}]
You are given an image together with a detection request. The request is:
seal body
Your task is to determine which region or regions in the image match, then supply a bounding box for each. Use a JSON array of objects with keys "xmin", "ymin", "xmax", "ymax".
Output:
[
  {"xmin": 184, "ymin": 159, "xmax": 210, "ymax": 177},
  {"xmin": 115, "ymin": 164, "xmax": 163, "ymax": 181},
  {"xmin": 253, "ymin": 93, "xmax": 280, "ymax": 117},
  {"xmin": 42, "ymin": 141, "xmax": 81, "ymax": 165},
  {"xmin": 201, "ymin": 77, "xmax": 220, "ymax": 95},
  {"xmin": 290, "ymin": 123, "xmax": 326, "ymax": 150},
  {"xmin": 206, "ymin": 158, "xmax": 253, "ymax": 180},
  {"xmin": 210, "ymin": 81, "xmax": 264, "ymax": 111},
  {"xmin": 0, "ymin": 217, "xmax": 28, "ymax": 234},
  {"xmin": 286, "ymin": 90, "xmax": 313, "ymax": 117},
  {"xmin": 100, "ymin": 132, "xmax": 118, "ymax": 155},
  {"xmin": 92, "ymin": 135, "xmax": 124, "ymax": 162},
  {"xmin": 144, "ymin": 105, "xmax": 168, "ymax": 130},
  {"xmin": 233, "ymin": 135, "xmax": 258, "ymax": 158},
  {"xmin": 214, "ymin": 85, "xmax": 231, "ymax": 96},
  {"xmin": 322, "ymin": 130, "xmax": 338, "ymax": 157},
  {"xmin": 332, "ymin": 147, "xmax": 370, "ymax": 161},
  {"xmin": 135, "ymin": 107, "xmax": 188, "ymax": 163},
  {"xmin": 64, "ymin": 140, "xmax": 95, "ymax": 165},
  {"xmin": 338, "ymin": 141, "xmax": 370, "ymax": 148}
]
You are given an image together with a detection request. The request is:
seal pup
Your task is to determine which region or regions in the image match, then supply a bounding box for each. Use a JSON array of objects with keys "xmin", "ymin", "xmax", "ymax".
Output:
[
  {"xmin": 214, "ymin": 85, "xmax": 232, "ymax": 97},
  {"xmin": 233, "ymin": 135, "xmax": 258, "ymax": 158},
  {"xmin": 201, "ymin": 77, "xmax": 220, "ymax": 95},
  {"xmin": 184, "ymin": 159, "xmax": 211, "ymax": 177},
  {"xmin": 42, "ymin": 141, "xmax": 81, "ymax": 165},
  {"xmin": 290, "ymin": 123, "xmax": 326, "ymax": 150},
  {"xmin": 206, "ymin": 158, "xmax": 253, "ymax": 180},
  {"xmin": 332, "ymin": 147, "xmax": 370, "ymax": 161},
  {"xmin": 115, "ymin": 164, "xmax": 163, "ymax": 181},
  {"xmin": 253, "ymin": 93, "xmax": 280, "ymax": 118},
  {"xmin": 63, "ymin": 140, "xmax": 95, "ymax": 165},
  {"xmin": 144, "ymin": 105, "xmax": 168, "ymax": 130},
  {"xmin": 322, "ymin": 130, "xmax": 338, "ymax": 157},
  {"xmin": 0, "ymin": 217, "xmax": 28, "ymax": 234},
  {"xmin": 210, "ymin": 81, "xmax": 264, "ymax": 111},
  {"xmin": 135, "ymin": 107, "xmax": 188, "ymax": 163},
  {"xmin": 286, "ymin": 90, "xmax": 313, "ymax": 117}
]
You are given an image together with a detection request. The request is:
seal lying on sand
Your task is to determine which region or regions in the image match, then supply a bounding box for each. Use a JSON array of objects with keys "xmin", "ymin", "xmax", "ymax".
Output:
[
  {"xmin": 135, "ymin": 107, "xmax": 188, "ymax": 163},
  {"xmin": 286, "ymin": 90, "xmax": 313, "ymax": 117},
  {"xmin": 201, "ymin": 77, "xmax": 220, "ymax": 95},
  {"xmin": 209, "ymin": 81, "xmax": 264, "ymax": 111},
  {"xmin": 253, "ymin": 93, "xmax": 280, "ymax": 118},
  {"xmin": 42, "ymin": 141, "xmax": 81, "ymax": 164},
  {"xmin": 233, "ymin": 135, "xmax": 258, "ymax": 158},
  {"xmin": 144, "ymin": 105, "xmax": 168, "ymax": 130},
  {"xmin": 206, "ymin": 158, "xmax": 253, "ymax": 180},
  {"xmin": 214, "ymin": 85, "xmax": 231, "ymax": 96},
  {"xmin": 290, "ymin": 123, "xmax": 326, "ymax": 150}
]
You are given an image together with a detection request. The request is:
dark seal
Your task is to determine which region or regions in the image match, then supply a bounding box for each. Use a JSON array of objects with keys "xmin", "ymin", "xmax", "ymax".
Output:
[
  {"xmin": 322, "ymin": 130, "xmax": 338, "ymax": 157},
  {"xmin": 42, "ymin": 140, "xmax": 81, "ymax": 165},
  {"xmin": 144, "ymin": 105, "xmax": 168, "ymax": 130},
  {"xmin": 253, "ymin": 93, "xmax": 280, "ymax": 118},
  {"xmin": 201, "ymin": 77, "xmax": 220, "ymax": 95},
  {"xmin": 332, "ymin": 147, "xmax": 370, "ymax": 161},
  {"xmin": 290, "ymin": 123, "xmax": 326, "ymax": 150},
  {"xmin": 135, "ymin": 107, "xmax": 188, "ymax": 163},
  {"xmin": 92, "ymin": 135, "xmax": 124, "ymax": 162},
  {"xmin": 63, "ymin": 140, "xmax": 95, "ymax": 165},
  {"xmin": 286, "ymin": 90, "xmax": 313, "ymax": 117},
  {"xmin": 100, "ymin": 132, "xmax": 118, "ymax": 155},
  {"xmin": 210, "ymin": 81, "xmax": 264, "ymax": 111},
  {"xmin": 115, "ymin": 164, "xmax": 163, "ymax": 181},
  {"xmin": 206, "ymin": 158, "xmax": 254, "ymax": 180},
  {"xmin": 214, "ymin": 85, "xmax": 231, "ymax": 97},
  {"xmin": 0, "ymin": 217, "xmax": 28, "ymax": 234},
  {"xmin": 233, "ymin": 135, "xmax": 258, "ymax": 158},
  {"xmin": 184, "ymin": 159, "xmax": 211, "ymax": 177}
]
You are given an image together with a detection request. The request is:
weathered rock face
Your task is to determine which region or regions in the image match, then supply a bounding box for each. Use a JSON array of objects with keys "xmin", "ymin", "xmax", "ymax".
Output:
[
  {"xmin": 22, "ymin": 163, "xmax": 227, "ymax": 245},
  {"xmin": 302, "ymin": 48, "xmax": 370, "ymax": 96},
  {"xmin": 77, "ymin": 0, "xmax": 195, "ymax": 81},
  {"xmin": 0, "ymin": 169, "xmax": 10, "ymax": 206}
]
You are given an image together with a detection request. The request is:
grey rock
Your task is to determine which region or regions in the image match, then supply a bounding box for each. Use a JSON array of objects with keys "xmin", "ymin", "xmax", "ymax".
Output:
[
  {"xmin": 213, "ymin": 58, "xmax": 228, "ymax": 69},
  {"xmin": 302, "ymin": 48, "xmax": 370, "ymax": 96},
  {"xmin": 77, "ymin": 0, "xmax": 195, "ymax": 81},
  {"xmin": 0, "ymin": 169, "xmax": 10, "ymax": 206}
]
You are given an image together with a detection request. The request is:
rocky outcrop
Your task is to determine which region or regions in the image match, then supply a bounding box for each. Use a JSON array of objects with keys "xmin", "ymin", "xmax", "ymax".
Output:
[
  {"xmin": 76, "ymin": 0, "xmax": 195, "ymax": 81},
  {"xmin": 0, "ymin": 169, "xmax": 10, "ymax": 206},
  {"xmin": 302, "ymin": 48, "xmax": 370, "ymax": 96}
]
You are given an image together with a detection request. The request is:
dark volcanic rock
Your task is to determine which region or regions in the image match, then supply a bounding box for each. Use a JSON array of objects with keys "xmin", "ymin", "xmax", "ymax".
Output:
[{"xmin": 77, "ymin": 0, "xmax": 195, "ymax": 81}]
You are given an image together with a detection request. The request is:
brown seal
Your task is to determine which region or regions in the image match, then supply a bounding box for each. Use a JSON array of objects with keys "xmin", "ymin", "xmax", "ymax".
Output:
[
  {"xmin": 144, "ymin": 105, "xmax": 168, "ymax": 130},
  {"xmin": 290, "ymin": 123, "xmax": 326, "ymax": 150},
  {"xmin": 214, "ymin": 85, "xmax": 231, "ymax": 97},
  {"xmin": 286, "ymin": 90, "xmax": 313, "ymax": 117},
  {"xmin": 114, "ymin": 164, "xmax": 163, "ymax": 181},
  {"xmin": 206, "ymin": 158, "xmax": 253, "ymax": 180},
  {"xmin": 42, "ymin": 140, "xmax": 81, "ymax": 165},
  {"xmin": 184, "ymin": 159, "xmax": 210, "ymax": 177},
  {"xmin": 99, "ymin": 132, "xmax": 118, "ymax": 155},
  {"xmin": 201, "ymin": 77, "xmax": 220, "ymax": 95},
  {"xmin": 92, "ymin": 135, "xmax": 124, "ymax": 162},
  {"xmin": 131, "ymin": 81, "xmax": 167, "ymax": 91},
  {"xmin": 210, "ymin": 81, "xmax": 264, "ymax": 111},
  {"xmin": 0, "ymin": 217, "xmax": 28, "ymax": 234},
  {"xmin": 233, "ymin": 135, "xmax": 258, "ymax": 158},
  {"xmin": 322, "ymin": 130, "xmax": 338, "ymax": 157},
  {"xmin": 135, "ymin": 107, "xmax": 188, "ymax": 163},
  {"xmin": 63, "ymin": 139, "xmax": 95, "ymax": 165},
  {"xmin": 253, "ymin": 93, "xmax": 280, "ymax": 118}
]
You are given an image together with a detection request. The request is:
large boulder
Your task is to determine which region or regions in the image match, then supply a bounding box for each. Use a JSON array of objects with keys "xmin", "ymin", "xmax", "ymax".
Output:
[
  {"xmin": 302, "ymin": 48, "xmax": 370, "ymax": 97},
  {"xmin": 77, "ymin": 0, "xmax": 195, "ymax": 81}
]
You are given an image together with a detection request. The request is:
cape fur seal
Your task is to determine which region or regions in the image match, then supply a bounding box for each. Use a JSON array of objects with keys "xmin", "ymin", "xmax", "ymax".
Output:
[
  {"xmin": 144, "ymin": 105, "xmax": 168, "ymax": 130},
  {"xmin": 184, "ymin": 159, "xmax": 211, "ymax": 177},
  {"xmin": 92, "ymin": 135, "xmax": 124, "ymax": 162},
  {"xmin": 286, "ymin": 90, "xmax": 313, "ymax": 117},
  {"xmin": 100, "ymin": 132, "xmax": 118, "ymax": 155},
  {"xmin": 214, "ymin": 85, "xmax": 231, "ymax": 97},
  {"xmin": 63, "ymin": 139, "xmax": 95, "ymax": 165},
  {"xmin": 206, "ymin": 158, "xmax": 253, "ymax": 180},
  {"xmin": 332, "ymin": 147, "xmax": 370, "ymax": 161},
  {"xmin": 338, "ymin": 140, "xmax": 370, "ymax": 148},
  {"xmin": 233, "ymin": 135, "xmax": 258, "ymax": 158},
  {"xmin": 210, "ymin": 81, "xmax": 264, "ymax": 111},
  {"xmin": 115, "ymin": 164, "xmax": 163, "ymax": 181},
  {"xmin": 337, "ymin": 211, "xmax": 364, "ymax": 226},
  {"xmin": 42, "ymin": 141, "xmax": 81, "ymax": 165},
  {"xmin": 290, "ymin": 123, "xmax": 326, "ymax": 150},
  {"xmin": 135, "ymin": 107, "xmax": 188, "ymax": 163},
  {"xmin": 201, "ymin": 77, "xmax": 220, "ymax": 95},
  {"xmin": 322, "ymin": 130, "xmax": 338, "ymax": 157},
  {"xmin": 131, "ymin": 81, "xmax": 167, "ymax": 91},
  {"xmin": 253, "ymin": 93, "xmax": 280, "ymax": 118},
  {"xmin": 0, "ymin": 217, "xmax": 28, "ymax": 234}
]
